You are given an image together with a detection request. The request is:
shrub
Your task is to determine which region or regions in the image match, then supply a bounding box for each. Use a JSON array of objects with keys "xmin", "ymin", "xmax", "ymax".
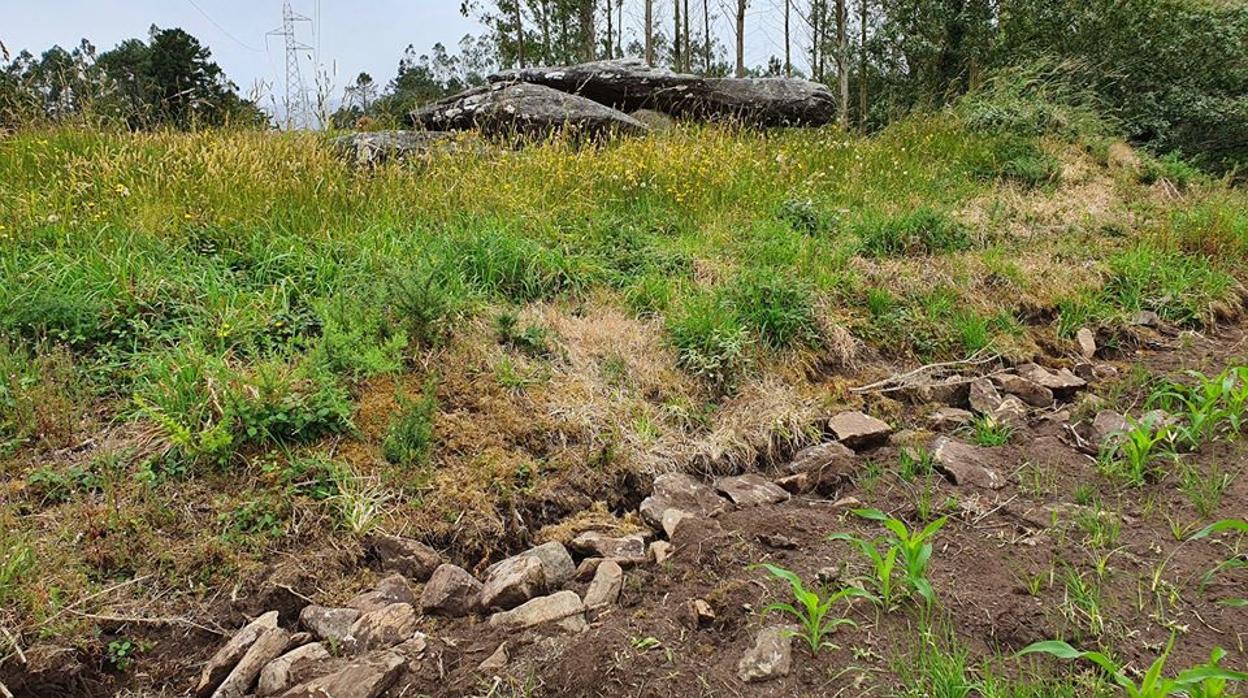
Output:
[
  {"xmin": 855, "ymin": 208, "xmax": 971, "ymax": 257},
  {"xmin": 382, "ymin": 381, "xmax": 437, "ymax": 468},
  {"xmin": 494, "ymin": 312, "xmax": 552, "ymax": 358},
  {"xmin": 388, "ymin": 261, "xmax": 469, "ymax": 345}
]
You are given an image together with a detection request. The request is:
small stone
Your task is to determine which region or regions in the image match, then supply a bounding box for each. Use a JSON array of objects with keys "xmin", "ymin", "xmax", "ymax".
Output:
[
  {"xmin": 478, "ymin": 642, "xmax": 509, "ymax": 672},
  {"xmin": 574, "ymin": 557, "xmax": 605, "ymax": 581},
  {"xmin": 714, "ymin": 473, "xmax": 790, "ymax": 507},
  {"xmin": 816, "ymin": 567, "xmax": 840, "ymax": 586},
  {"xmin": 968, "ymin": 378, "xmax": 1003, "ymax": 415},
  {"xmin": 688, "ymin": 598, "xmax": 716, "ymax": 628},
  {"xmin": 213, "ymin": 627, "xmax": 292, "ymax": 698},
  {"xmin": 831, "ymin": 496, "xmax": 862, "ymax": 510},
  {"xmin": 649, "ymin": 540, "xmax": 673, "ymax": 565},
  {"xmin": 488, "ymin": 590, "xmax": 587, "ymax": 632},
  {"xmin": 774, "ymin": 473, "xmax": 810, "ymax": 494},
  {"xmin": 346, "ymin": 603, "xmax": 418, "ymax": 652},
  {"xmin": 392, "ymin": 633, "xmax": 429, "ymax": 660},
  {"xmin": 420, "ymin": 564, "xmax": 482, "ymax": 617},
  {"xmin": 195, "ymin": 610, "xmax": 279, "ymax": 697},
  {"xmin": 280, "ymin": 649, "xmax": 405, "ymax": 698},
  {"xmin": 993, "ymin": 395, "xmax": 1030, "ymax": 429},
  {"xmin": 1093, "ymin": 363, "xmax": 1119, "ymax": 381},
  {"xmin": 737, "ymin": 625, "xmax": 794, "ymax": 683},
  {"xmin": 485, "ymin": 541, "xmax": 577, "ymax": 590},
  {"xmin": 365, "ymin": 534, "xmax": 442, "ymax": 582},
  {"xmin": 568, "ymin": 532, "xmax": 647, "ymax": 563},
  {"xmin": 639, "ymin": 473, "xmax": 730, "ymax": 529},
  {"xmin": 299, "ymin": 606, "xmax": 361, "ymax": 644},
  {"xmin": 828, "ymin": 411, "xmax": 892, "ymax": 450},
  {"xmin": 786, "ymin": 441, "xmax": 856, "ymax": 475},
  {"xmin": 992, "ymin": 373, "xmax": 1054, "ymax": 407},
  {"xmin": 757, "ymin": 533, "xmax": 798, "ymax": 550},
  {"xmin": 347, "ymin": 574, "xmax": 416, "ymax": 613},
  {"xmin": 1015, "ymin": 363, "xmax": 1087, "ymax": 396},
  {"xmin": 928, "ymin": 407, "xmax": 975, "ymax": 430},
  {"xmin": 480, "ymin": 555, "xmax": 547, "ymax": 611},
  {"xmin": 582, "ymin": 560, "xmax": 623, "ymax": 610},
  {"xmin": 257, "ymin": 642, "xmax": 329, "ymax": 698},
  {"xmin": 1091, "ymin": 410, "xmax": 1130, "ymax": 450},
  {"xmin": 1131, "ymin": 310, "xmax": 1161, "ymax": 327},
  {"xmin": 932, "ymin": 437, "xmax": 1006, "ymax": 489},
  {"xmin": 1076, "ymin": 328, "xmax": 1097, "ymax": 359},
  {"xmin": 660, "ymin": 508, "xmax": 695, "ymax": 539}
]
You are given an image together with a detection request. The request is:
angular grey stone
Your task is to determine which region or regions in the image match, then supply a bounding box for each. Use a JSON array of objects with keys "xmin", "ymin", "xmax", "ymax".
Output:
[
  {"xmin": 568, "ymin": 532, "xmax": 647, "ymax": 562},
  {"xmin": 195, "ymin": 610, "xmax": 280, "ymax": 697},
  {"xmin": 1091, "ymin": 410, "xmax": 1130, "ymax": 450},
  {"xmin": 213, "ymin": 627, "xmax": 292, "ymax": 698},
  {"xmin": 714, "ymin": 474, "xmax": 790, "ymax": 507},
  {"xmin": 928, "ymin": 406, "xmax": 975, "ymax": 431},
  {"xmin": 346, "ymin": 603, "xmax": 418, "ymax": 652},
  {"xmin": 1131, "ymin": 310, "xmax": 1161, "ymax": 327},
  {"xmin": 828, "ymin": 411, "xmax": 892, "ymax": 450},
  {"xmin": 279, "ymin": 650, "xmax": 404, "ymax": 698},
  {"xmin": 1076, "ymin": 328, "xmax": 1097, "ymax": 359},
  {"xmin": 737, "ymin": 625, "xmax": 795, "ymax": 683},
  {"xmin": 583, "ymin": 559, "xmax": 624, "ymax": 610},
  {"xmin": 993, "ymin": 395, "xmax": 1030, "ymax": 429},
  {"xmin": 968, "ymin": 377, "xmax": 1003, "ymax": 415},
  {"xmin": 420, "ymin": 563, "xmax": 482, "ymax": 617},
  {"xmin": 992, "ymin": 373, "xmax": 1054, "ymax": 407},
  {"xmin": 299, "ymin": 605, "xmax": 360, "ymax": 644},
  {"xmin": 478, "ymin": 642, "xmax": 509, "ymax": 672},
  {"xmin": 932, "ymin": 437, "xmax": 1006, "ymax": 489},
  {"xmin": 639, "ymin": 473, "xmax": 730, "ymax": 529},
  {"xmin": 365, "ymin": 534, "xmax": 442, "ymax": 582},
  {"xmin": 660, "ymin": 508, "xmax": 695, "ymax": 539},
  {"xmin": 347, "ymin": 574, "xmax": 417, "ymax": 613},
  {"xmin": 649, "ymin": 540, "xmax": 673, "ymax": 565},
  {"xmin": 331, "ymin": 130, "xmax": 459, "ymax": 166},
  {"xmin": 1015, "ymin": 363, "xmax": 1087, "ymax": 396},
  {"xmin": 257, "ymin": 642, "xmax": 329, "ymax": 698},
  {"xmin": 786, "ymin": 441, "xmax": 856, "ymax": 475},
  {"xmin": 480, "ymin": 555, "xmax": 547, "ymax": 611},
  {"xmin": 411, "ymin": 82, "xmax": 647, "ymax": 139},
  {"xmin": 488, "ymin": 590, "xmax": 587, "ymax": 633}
]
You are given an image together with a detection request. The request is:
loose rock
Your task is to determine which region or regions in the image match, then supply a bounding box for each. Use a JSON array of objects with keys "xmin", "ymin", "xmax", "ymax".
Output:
[
  {"xmin": 1076, "ymin": 328, "xmax": 1097, "ymax": 359},
  {"xmin": 968, "ymin": 378, "xmax": 1003, "ymax": 415},
  {"xmin": 928, "ymin": 406, "xmax": 975, "ymax": 431},
  {"xmin": 737, "ymin": 625, "xmax": 794, "ymax": 683},
  {"xmin": 828, "ymin": 411, "xmax": 892, "ymax": 450},
  {"xmin": 786, "ymin": 441, "xmax": 856, "ymax": 475},
  {"xmin": 331, "ymin": 131, "xmax": 459, "ymax": 167},
  {"xmin": 420, "ymin": 563, "xmax": 482, "ymax": 617},
  {"xmin": 195, "ymin": 610, "xmax": 280, "ymax": 697},
  {"xmin": 480, "ymin": 555, "xmax": 547, "ymax": 611},
  {"xmin": 347, "ymin": 574, "xmax": 417, "ymax": 613},
  {"xmin": 279, "ymin": 650, "xmax": 405, "ymax": 698},
  {"xmin": 299, "ymin": 605, "xmax": 360, "ymax": 644},
  {"xmin": 660, "ymin": 508, "xmax": 695, "ymax": 539},
  {"xmin": 568, "ymin": 531, "xmax": 647, "ymax": 563},
  {"xmin": 488, "ymin": 590, "xmax": 587, "ymax": 633},
  {"xmin": 346, "ymin": 603, "xmax": 418, "ymax": 653},
  {"xmin": 992, "ymin": 373, "xmax": 1054, "ymax": 407},
  {"xmin": 639, "ymin": 473, "xmax": 730, "ymax": 529},
  {"xmin": 365, "ymin": 534, "xmax": 442, "ymax": 582},
  {"xmin": 688, "ymin": 598, "xmax": 716, "ymax": 628},
  {"xmin": 214, "ymin": 627, "xmax": 292, "ymax": 698},
  {"xmin": 486, "ymin": 541, "xmax": 576, "ymax": 590},
  {"xmin": 257, "ymin": 642, "xmax": 329, "ymax": 698},
  {"xmin": 932, "ymin": 437, "xmax": 1006, "ymax": 489},
  {"xmin": 714, "ymin": 473, "xmax": 790, "ymax": 507},
  {"xmin": 1015, "ymin": 363, "xmax": 1087, "ymax": 397},
  {"xmin": 583, "ymin": 559, "xmax": 624, "ymax": 610},
  {"xmin": 649, "ymin": 540, "xmax": 673, "ymax": 565},
  {"xmin": 478, "ymin": 642, "xmax": 509, "ymax": 672}
]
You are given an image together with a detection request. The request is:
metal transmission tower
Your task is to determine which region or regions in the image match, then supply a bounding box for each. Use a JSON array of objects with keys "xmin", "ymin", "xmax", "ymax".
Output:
[{"xmin": 268, "ymin": 1, "xmax": 313, "ymax": 129}]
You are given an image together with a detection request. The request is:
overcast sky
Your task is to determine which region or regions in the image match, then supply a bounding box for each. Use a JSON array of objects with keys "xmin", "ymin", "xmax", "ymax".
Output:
[{"xmin": 3, "ymin": 1, "xmax": 800, "ymax": 110}]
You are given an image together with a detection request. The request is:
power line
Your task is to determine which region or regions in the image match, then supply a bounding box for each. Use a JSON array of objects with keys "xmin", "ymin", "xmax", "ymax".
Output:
[{"xmin": 184, "ymin": 0, "xmax": 263, "ymax": 52}]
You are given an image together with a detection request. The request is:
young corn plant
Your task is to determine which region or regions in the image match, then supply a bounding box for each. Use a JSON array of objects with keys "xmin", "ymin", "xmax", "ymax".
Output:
[
  {"xmin": 1099, "ymin": 415, "xmax": 1174, "ymax": 487},
  {"xmin": 1188, "ymin": 518, "xmax": 1247, "ymax": 607},
  {"xmin": 830, "ymin": 508, "xmax": 948, "ymax": 608},
  {"xmin": 751, "ymin": 564, "xmax": 871, "ymax": 653},
  {"xmin": 1017, "ymin": 635, "xmax": 1247, "ymax": 697}
]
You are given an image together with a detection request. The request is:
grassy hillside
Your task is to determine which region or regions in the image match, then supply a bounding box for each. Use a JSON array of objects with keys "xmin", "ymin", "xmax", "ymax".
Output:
[{"xmin": 2, "ymin": 102, "xmax": 1247, "ymax": 686}]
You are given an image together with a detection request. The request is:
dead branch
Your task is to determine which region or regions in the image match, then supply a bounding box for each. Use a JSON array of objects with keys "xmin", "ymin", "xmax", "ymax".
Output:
[{"xmin": 850, "ymin": 351, "xmax": 1002, "ymax": 394}]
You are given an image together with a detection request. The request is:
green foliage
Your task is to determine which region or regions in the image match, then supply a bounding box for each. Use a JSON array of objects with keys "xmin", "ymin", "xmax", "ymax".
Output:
[
  {"xmin": 899, "ymin": 447, "xmax": 935, "ymax": 482},
  {"xmin": 855, "ymin": 208, "xmax": 971, "ymax": 257},
  {"xmin": 220, "ymin": 497, "xmax": 288, "ymax": 543},
  {"xmin": 106, "ymin": 638, "xmax": 140, "ymax": 672},
  {"xmin": 1017, "ymin": 636, "xmax": 1247, "ymax": 698},
  {"xmin": 1097, "ymin": 414, "xmax": 1174, "ymax": 487},
  {"xmin": 388, "ymin": 261, "xmax": 469, "ymax": 345},
  {"xmin": 667, "ymin": 294, "xmax": 750, "ymax": 387},
  {"xmin": 989, "ymin": 137, "xmax": 1063, "ymax": 188},
  {"xmin": 956, "ymin": 60, "xmax": 1114, "ymax": 143},
  {"xmin": 970, "ymin": 414, "xmax": 1013, "ymax": 447},
  {"xmin": 1188, "ymin": 518, "xmax": 1247, "ymax": 607},
  {"xmin": 382, "ymin": 381, "xmax": 438, "ymax": 468},
  {"xmin": 26, "ymin": 464, "xmax": 104, "ymax": 505},
  {"xmin": 724, "ymin": 272, "xmax": 821, "ymax": 352},
  {"xmin": 830, "ymin": 508, "xmax": 949, "ymax": 607},
  {"xmin": 494, "ymin": 312, "xmax": 552, "ymax": 358},
  {"xmin": 751, "ymin": 563, "xmax": 869, "ymax": 654}
]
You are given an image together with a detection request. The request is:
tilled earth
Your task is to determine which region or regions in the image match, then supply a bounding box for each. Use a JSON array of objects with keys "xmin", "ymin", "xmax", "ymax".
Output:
[{"xmin": 6, "ymin": 324, "xmax": 1248, "ymax": 697}]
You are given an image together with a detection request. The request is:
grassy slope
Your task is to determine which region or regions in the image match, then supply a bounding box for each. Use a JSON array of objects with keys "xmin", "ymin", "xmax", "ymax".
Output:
[{"xmin": 1, "ymin": 112, "xmax": 1247, "ymax": 681}]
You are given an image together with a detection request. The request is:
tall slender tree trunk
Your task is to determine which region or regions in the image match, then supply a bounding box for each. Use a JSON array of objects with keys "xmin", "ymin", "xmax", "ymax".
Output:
[
  {"xmin": 515, "ymin": 1, "xmax": 525, "ymax": 67},
  {"xmin": 540, "ymin": 0, "xmax": 552, "ymax": 64},
  {"xmin": 734, "ymin": 0, "xmax": 746, "ymax": 77},
  {"xmin": 683, "ymin": 0, "xmax": 691, "ymax": 71},
  {"xmin": 784, "ymin": 0, "xmax": 791, "ymax": 77},
  {"xmin": 703, "ymin": 0, "xmax": 712, "ymax": 72},
  {"xmin": 674, "ymin": 0, "xmax": 682, "ymax": 71},
  {"xmin": 579, "ymin": 0, "xmax": 595, "ymax": 61},
  {"xmin": 811, "ymin": 0, "xmax": 821, "ymax": 81},
  {"xmin": 605, "ymin": 0, "xmax": 613, "ymax": 58},
  {"xmin": 618, "ymin": 0, "xmax": 623, "ymax": 58},
  {"xmin": 859, "ymin": 0, "xmax": 867, "ymax": 128},
  {"xmin": 836, "ymin": 0, "xmax": 847, "ymax": 127},
  {"xmin": 644, "ymin": 0, "xmax": 653, "ymax": 66}
]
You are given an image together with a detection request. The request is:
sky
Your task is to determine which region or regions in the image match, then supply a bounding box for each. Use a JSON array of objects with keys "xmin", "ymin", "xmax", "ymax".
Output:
[{"xmin": 2, "ymin": 1, "xmax": 802, "ymax": 113}]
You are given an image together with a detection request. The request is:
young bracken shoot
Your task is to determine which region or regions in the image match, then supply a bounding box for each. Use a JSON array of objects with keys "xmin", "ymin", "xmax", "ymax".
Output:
[
  {"xmin": 1017, "ymin": 635, "xmax": 1247, "ymax": 698},
  {"xmin": 751, "ymin": 563, "xmax": 871, "ymax": 654},
  {"xmin": 830, "ymin": 508, "xmax": 949, "ymax": 608}
]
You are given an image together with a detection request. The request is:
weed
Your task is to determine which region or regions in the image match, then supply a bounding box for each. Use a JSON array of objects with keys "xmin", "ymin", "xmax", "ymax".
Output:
[
  {"xmin": 1179, "ymin": 462, "xmax": 1232, "ymax": 519},
  {"xmin": 899, "ymin": 447, "xmax": 935, "ymax": 482},
  {"xmin": 831, "ymin": 508, "xmax": 949, "ymax": 607},
  {"xmin": 332, "ymin": 475, "xmax": 393, "ymax": 535},
  {"xmin": 667, "ymin": 294, "xmax": 749, "ymax": 387},
  {"xmin": 856, "ymin": 207, "xmax": 971, "ymax": 257},
  {"xmin": 970, "ymin": 414, "xmax": 1013, "ymax": 446},
  {"xmin": 495, "ymin": 312, "xmax": 552, "ymax": 358},
  {"xmin": 382, "ymin": 381, "xmax": 438, "ymax": 467},
  {"xmin": 725, "ymin": 272, "xmax": 821, "ymax": 351},
  {"xmin": 1018, "ymin": 635, "xmax": 1247, "ymax": 697},
  {"xmin": 1188, "ymin": 519, "xmax": 1247, "ymax": 606},
  {"xmin": 106, "ymin": 638, "xmax": 141, "ymax": 672},
  {"xmin": 752, "ymin": 563, "xmax": 869, "ymax": 654}
]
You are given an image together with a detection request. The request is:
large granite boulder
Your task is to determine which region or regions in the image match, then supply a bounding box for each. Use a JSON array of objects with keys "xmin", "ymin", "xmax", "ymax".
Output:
[
  {"xmin": 411, "ymin": 82, "xmax": 647, "ymax": 139},
  {"xmin": 490, "ymin": 58, "xmax": 836, "ymax": 127}
]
